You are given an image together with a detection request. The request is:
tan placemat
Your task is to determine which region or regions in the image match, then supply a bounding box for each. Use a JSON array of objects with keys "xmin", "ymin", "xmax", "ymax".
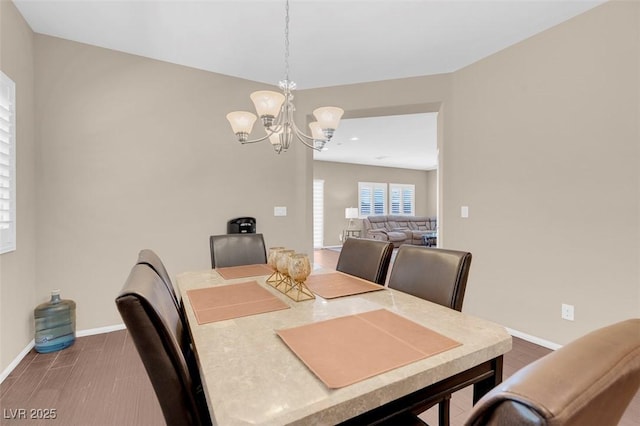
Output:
[
  {"xmin": 187, "ymin": 281, "xmax": 289, "ymax": 324},
  {"xmin": 276, "ymin": 309, "xmax": 461, "ymax": 388},
  {"xmin": 305, "ymin": 272, "xmax": 385, "ymax": 299},
  {"xmin": 216, "ymin": 264, "xmax": 274, "ymax": 280}
]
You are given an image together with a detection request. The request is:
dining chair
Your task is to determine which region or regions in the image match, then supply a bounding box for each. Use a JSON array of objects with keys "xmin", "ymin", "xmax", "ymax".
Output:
[
  {"xmin": 136, "ymin": 249, "xmax": 180, "ymax": 309},
  {"xmin": 387, "ymin": 245, "xmax": 472, "ymax": 426},
  {"xmin": 465, "ymin": 318, "xmax": 640, "ymax": 425},
  {"xmin": 336, "ymin": 237, "xmax": 394, "ymax": 285},
  {"xmin": 209, "ymin": 233, "xmax": 267, "ymax": 268},
  {"xmin": 115, "ymin": 264, "xmax": 211, "ymax": 426},
  {"xmin": 388, "ymin": 245, "xmax": 472, "ymax": 312}
]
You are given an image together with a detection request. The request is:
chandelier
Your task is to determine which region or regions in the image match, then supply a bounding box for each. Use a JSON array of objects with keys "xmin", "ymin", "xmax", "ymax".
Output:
[{"xmin": 226, "ymin": 0, "xmax": 344, "ymax": 154}]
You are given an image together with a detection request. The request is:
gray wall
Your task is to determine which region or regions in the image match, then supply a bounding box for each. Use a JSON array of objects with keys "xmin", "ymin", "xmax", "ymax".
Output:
[
  {"xmin": 1, "ymin": 0, "xmax": 638, "ymax": 373},
  {"xmin": 447, "ymin": 1, "xmax": 639, "ymax": 342},
  {"xmin": 33, "ymin": 34, "xmax": 315, "ymax": 336},
  {"xmin": 313, "ymin": 160, "xmax": 436, "ymax": 246},
  {"xmin": 0, "ymin": 0, "xmax": 37, "ymax": 373}
]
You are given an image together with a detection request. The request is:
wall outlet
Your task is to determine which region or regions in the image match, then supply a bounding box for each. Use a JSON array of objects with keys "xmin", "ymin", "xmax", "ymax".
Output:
[{"xmin": 561, "ymin": 303, "xmax": 575, "ymax": 321}]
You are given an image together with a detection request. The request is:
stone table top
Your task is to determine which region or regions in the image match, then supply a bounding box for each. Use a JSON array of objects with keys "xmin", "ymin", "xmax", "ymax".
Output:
[{"xmin": 177, "ymin": 269, "xmax": 512, "ymax": 426}]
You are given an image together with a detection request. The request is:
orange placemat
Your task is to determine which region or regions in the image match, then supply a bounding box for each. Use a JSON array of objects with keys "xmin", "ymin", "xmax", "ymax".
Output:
[
  {"xmin": 276, "ymin": 309, "xmax": 461, "ymax": 388},
  {"xmin": 187, "ymin": 281, "xmax": 289, "ymax": 324},
  {"xmin": 305, "ymin": 272, "xmax": 385, "ymax": 299},
  {"xmin": 216, "ymin": 264, "xmax": 274, "ymax": 280}
]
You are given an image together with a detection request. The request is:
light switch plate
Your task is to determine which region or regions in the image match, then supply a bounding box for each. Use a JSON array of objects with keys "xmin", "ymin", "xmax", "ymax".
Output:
[
  {"xmin": 274, "ymin": 206, "xmax": 287, "ymax": 217},
  {"xmin": 461, "ymin": 206, "xmax": 469, "ymax": 218}
]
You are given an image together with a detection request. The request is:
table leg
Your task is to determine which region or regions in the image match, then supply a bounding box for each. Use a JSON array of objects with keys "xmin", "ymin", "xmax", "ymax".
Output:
[
  {"xmin": 472, "ymin": 355, "xmax": 503, "ymax": 404},
  {"xmin": 338, "ymin": 355, "xmax": 504, "ymax": 425}
]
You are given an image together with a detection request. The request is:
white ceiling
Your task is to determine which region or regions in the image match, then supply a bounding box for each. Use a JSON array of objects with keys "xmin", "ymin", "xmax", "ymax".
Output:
[
  {"xmin": 13, "ymin": 0, "xmax": 606, "ymax": 169},
  {"xmin": 314, "ymin": 113, "xmax": 438, "ymax": 170}
]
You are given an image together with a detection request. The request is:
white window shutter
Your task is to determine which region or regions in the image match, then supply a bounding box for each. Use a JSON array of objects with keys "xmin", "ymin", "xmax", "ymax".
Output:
[
  {"xmin": 359, "ymin": 182, "xmax": 387, "ymax": 217},
  {"xmin": 389, "ymin": 184, "xmax": 415, "ymax": 216},
  {"xmin": 0, "ymin": 72, "xmax": 16, "ymax": 254}
]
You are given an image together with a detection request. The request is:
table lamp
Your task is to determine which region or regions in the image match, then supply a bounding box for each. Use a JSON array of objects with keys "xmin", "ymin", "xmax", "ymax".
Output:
[{"xmin": 345, "ymin": 207, "xmax": 359, "ymax": 229}]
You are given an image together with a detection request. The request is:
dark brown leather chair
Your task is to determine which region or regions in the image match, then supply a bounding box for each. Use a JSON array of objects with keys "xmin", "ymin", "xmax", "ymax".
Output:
[
  {"xmin": 116, "ymin": 264, "xmax": 211, "ymax": 426},
  {"xmin": 465, "ymin": 318, "xmax": 640, "ymax": 426},
  {"xmin": 388, "ymin": 245, "xmax": 472, "ymax": 312},
  {"xmin": 336, "ymin": 237, "xmax": 394, "ymax": 285},
  {"xmin": 387, "ymin": 245, "xmax": 472, "ymax": 425},
  {"xmin": 136, "ymin": 249, "xmax": 180, "ymax": 308},
  {"xmin": 209, "ymin": 233, "xmax": 267, "ymax": 268}
]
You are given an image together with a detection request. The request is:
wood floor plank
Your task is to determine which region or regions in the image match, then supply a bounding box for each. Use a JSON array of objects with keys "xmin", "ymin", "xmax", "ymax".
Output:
[{"xmin": 0, "ymin": 361, "xmax": 50, "ymax": 409}]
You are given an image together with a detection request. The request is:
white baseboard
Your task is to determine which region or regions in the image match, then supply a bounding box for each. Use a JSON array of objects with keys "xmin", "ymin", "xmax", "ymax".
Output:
[
  {"xmin": 506, "ymin": 327, "xmax": 562, "ymax": 350},
  {"xmin": 76, "ymin": 323, "xmax": 126, "ymax": 337},
  {"xmin": 0, "ymin": 339, "xmax": 35, "ymax": 384},
  {"xmin": 0, "ymin": 323, "xmax": 127, "ymax": 384}
]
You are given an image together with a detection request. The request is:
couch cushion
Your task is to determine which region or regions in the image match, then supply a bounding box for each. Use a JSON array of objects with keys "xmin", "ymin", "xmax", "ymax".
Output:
[
  {"xmin": 394, "ymin": 220, "xmax": 411, "ymax": 229},
  {"xmin": 366, "ymin": 216, "xmax": 389, "ymax": 230},
  {"xmin": 386, "ymin": 231, "xmax": 407, "ymax": 242},
  {"xmin": 367, "ymin": 215, "xmax": 437, "ymax": 233}
]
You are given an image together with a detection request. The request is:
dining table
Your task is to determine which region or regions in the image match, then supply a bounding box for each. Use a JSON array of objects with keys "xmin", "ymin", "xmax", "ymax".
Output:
[{"xmin": 176, "ymin": 265, "xmax": 512, "ymax": 426}]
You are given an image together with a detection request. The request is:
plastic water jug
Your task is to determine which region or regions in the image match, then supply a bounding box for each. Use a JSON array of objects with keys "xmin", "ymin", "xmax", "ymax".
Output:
[{"xmin": 34, "ymin": 290, "xmax": 76, "ymax": 353}]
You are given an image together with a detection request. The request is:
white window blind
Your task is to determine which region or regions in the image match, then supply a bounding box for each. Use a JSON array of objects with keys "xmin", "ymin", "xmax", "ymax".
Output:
[
  {"xmin": 313, "ymin": 179, "xmax": 324, "ymax": 249},
  {"xmin": 358, "ymin": 182, "xmax": 387, "ymax": 217},
  {"xmin": 389, "ymin": 184, "xmax": 415, "ymax": 216},
  {"xmin": 0, "ymin": 72, "xmax": 16, "ymax": 254}
]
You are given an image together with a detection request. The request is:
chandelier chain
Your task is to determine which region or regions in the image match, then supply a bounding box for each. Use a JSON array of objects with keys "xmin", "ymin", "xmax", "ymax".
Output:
[{"xmin": 284, "ymin": 0, "xmax": 290, "ymax": 83}]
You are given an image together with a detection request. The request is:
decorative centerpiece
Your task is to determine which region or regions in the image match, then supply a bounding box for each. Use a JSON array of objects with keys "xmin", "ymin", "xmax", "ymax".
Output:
[
  {"xmin": 265, "ymin": 248, "xmax": 314, "ymax": 302},
  {"xmin": 266, "ymin": 247, "xmax": 286, "ymax": 285},
  {"xmin": 275, "ymin": 249, "xmax": 295, "ymax": 292},
  {"xmin": 286, "ymin": 253, "xmax": 314, "ymax": 301}
]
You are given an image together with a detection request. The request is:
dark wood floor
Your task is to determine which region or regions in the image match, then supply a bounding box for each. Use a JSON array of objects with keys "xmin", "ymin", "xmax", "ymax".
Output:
[
  {"xmin": 0, "ymin": 330, "xmax": 164, "ymax": 425},
  {"xmin": 1, "ymin": 249, "xmax": 637, "ymax": 425}
]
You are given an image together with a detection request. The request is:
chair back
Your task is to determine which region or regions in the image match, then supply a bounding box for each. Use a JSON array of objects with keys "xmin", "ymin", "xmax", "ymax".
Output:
[
  {"xmin": 336, "ymin": 237, "xmax": 394, "ymax": 285},
  {"xmin": 137, "ymin": 249, "xmax": 180, "ymax": 307},
  {"xmin": 116, "ymin": 264, "xmax": 211, "ymax": 426},
  {"xmin": 209, "ymin": 233, "xmax": 267, "ymax": 268},
  {"xmin": 465, "ymin": 319, "xmax": 640, "ymax": 426},
  {"xmin": 388, "ymin": 245, "xmax": 472, "ymax": 311}
]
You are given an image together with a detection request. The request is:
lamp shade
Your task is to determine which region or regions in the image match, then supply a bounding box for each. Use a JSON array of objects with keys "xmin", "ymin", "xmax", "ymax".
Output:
[
  {"xmin": 250, "ymin": 91, "xmax": 285, "ymax": 117},
  {"xmin": 226, "ymin": 111, "xmax": 257, "ymax": 134},
  {"xmin": 313, "ymin": 107, "xmax": 344, "ymax": 130},
  {"xmin": 345, "ymin": 207, "xmax": 359, "ymax": 219},
  {"xmin": 268, "ymin": 129, "xmax": 282, "ymax": 146},
  {"xmin": 309, "ymin": 121, "xmax": 325, "ymax": 140}
]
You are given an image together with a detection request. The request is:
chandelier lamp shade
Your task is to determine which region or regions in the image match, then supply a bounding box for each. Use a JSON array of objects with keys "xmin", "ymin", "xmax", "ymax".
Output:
[{"xmin": 226, "ymin": 0, "xmax": 344, "ymax": 154}]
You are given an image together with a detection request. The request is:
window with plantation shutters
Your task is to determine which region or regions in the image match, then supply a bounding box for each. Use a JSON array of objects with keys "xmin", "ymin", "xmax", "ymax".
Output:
[
  {"xmin": 0, "ymin": 72, "xmax": 16, "ymax": 254},
  {"xmin": 389, "ymin": 184, "xmax": 415, "ymax": 216},
  {"xmin": 358, "ymin": 182, "xmax": 387, "ymax": 217}
]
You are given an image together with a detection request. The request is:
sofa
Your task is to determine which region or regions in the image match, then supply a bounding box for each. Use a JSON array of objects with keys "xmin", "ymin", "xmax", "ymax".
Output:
[{"xmin": 363, "ymin": 215, "xmax": 437, "ymax": 247}]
